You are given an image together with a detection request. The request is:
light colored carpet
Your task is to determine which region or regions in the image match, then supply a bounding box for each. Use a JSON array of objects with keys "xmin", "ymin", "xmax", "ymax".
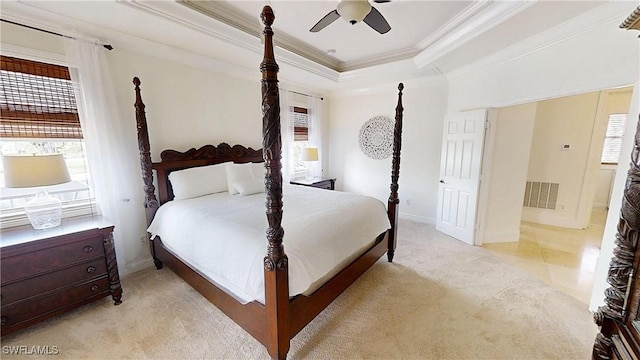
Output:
[{"xmin": 1, "ymin": 219, "xmax": 598, "ymax": 359}]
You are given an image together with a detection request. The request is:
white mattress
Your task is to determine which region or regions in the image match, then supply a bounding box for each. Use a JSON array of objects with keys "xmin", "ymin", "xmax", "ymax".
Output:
[{"xmin": 147, "ymin": 185, "xmax": 390, "ymax": 304}]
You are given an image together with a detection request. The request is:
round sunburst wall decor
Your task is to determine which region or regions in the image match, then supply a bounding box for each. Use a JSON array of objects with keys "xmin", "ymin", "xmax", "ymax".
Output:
[{"xmin": 358, "ymin": 116, "xmax": 394, "ymax": 160}]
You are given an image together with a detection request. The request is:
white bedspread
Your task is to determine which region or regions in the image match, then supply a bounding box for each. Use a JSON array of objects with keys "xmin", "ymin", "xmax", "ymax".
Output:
[{"xmin": 147, "ymin": 185, "xmax": 390, "ymax": 304}]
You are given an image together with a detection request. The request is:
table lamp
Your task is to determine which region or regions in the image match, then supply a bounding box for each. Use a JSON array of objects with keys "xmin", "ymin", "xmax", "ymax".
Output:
[
  {"xmin": 2, "ymin": 154, "xmax": 71, "ymax": 229},
  {"xmin": 301, "ymin": 147, "xmax": 318, "ymax": 181}
]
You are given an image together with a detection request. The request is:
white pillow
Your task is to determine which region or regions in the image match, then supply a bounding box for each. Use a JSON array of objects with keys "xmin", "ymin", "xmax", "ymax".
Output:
[
  {"xmin": 169, "ymin": 162, "xmax": 231, "ymax": 200},
  {"xmin": 233, "ymin": 178, "xmax": 264, "ymax": 196},
  {"xmin": 251, "ymin": 162, "xmax": 264, "ymax": 179},
  {"xmin": 226, "ymin": 162, "xmax": 255, "ymax": 195}
]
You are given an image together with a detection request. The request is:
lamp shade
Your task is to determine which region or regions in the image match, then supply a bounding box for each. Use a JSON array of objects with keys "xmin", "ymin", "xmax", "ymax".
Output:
[
  {"xmin": 301, "ymin": 148, "xmax": 319, "ymax": 162},
  {"xmin": 3, "ymin": 154, "xmax": 71, "ymax": 188}
]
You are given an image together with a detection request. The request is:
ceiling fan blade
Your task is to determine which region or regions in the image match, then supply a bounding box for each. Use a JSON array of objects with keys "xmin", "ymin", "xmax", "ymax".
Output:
[
  {"xmin": 363, "ymin": 6, "xmax": 391, "ymax": 34},
  {"xmin": 373, "ymin": 0, "xmax": 392, "ymax": 3},
  {"xmin": 310, "ymin": 10, "xmax": 340, "ymax": 32}
]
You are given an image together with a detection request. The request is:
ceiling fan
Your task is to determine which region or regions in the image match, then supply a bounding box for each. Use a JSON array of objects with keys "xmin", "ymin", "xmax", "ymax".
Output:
[{"xmin": 310, "ymin": 0, "xmax": 392, "ymax": 35}]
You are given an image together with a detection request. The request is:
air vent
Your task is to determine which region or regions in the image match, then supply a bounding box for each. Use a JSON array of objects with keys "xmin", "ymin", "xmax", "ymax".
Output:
[{"xmin": 523, "ymin": 181, "xmax": 559, "ymax": 210}]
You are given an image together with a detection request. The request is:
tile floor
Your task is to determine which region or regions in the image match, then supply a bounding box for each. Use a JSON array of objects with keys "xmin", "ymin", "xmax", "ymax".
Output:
[{"xmin": 483, "ymin": 207, "xmax": 607, "ymax": 304}]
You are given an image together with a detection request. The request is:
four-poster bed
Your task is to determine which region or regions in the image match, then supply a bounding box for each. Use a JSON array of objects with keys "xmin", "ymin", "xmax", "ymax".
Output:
[
  {"xmin": 133, "ymin": 6, "xmax": 404, "ymax": 359},
  {"xmin": 591, "ymin": 6, "xmax": 640, "ymax": 360}
]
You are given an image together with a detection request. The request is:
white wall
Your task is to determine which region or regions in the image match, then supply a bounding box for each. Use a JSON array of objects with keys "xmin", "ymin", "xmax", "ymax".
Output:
[
  {"xmin": 1, "ymin": 22, "xmax": 329, "ymax": 276},
  {"xmin": 481, "ymin": 87, "xmax": 632, "ymax": 241},
  {"xmin": 446, "ymin": 4, "xmax": 638, "ymax": 112},
  {"xmin": 0, "ymin": 21, "xmax": 65, "ymax": 59},
  {"xmin": 328, "ymin": 79, "xmax": 448, "ymax": 223},
  {"xmin": 439, "ymin": 2, "xmax": 639, "ymax": 312},
  {"xmin": 446, "ymin": 6, "xmax": 638, "ymax": 227},
  {"xmin": 107, "ymin": 50, "xmax": 264, "ymax": 160},
  {"xmin": 522, "ymin": 91, "xmax": 600, "ymax": 228},
  {"xmin": 481, "ymin": 103, "xmax": 536, "ymax": 243},
  {"xmin": 594, "ymin": 165, "xmax": 616, "ymax": 208}
]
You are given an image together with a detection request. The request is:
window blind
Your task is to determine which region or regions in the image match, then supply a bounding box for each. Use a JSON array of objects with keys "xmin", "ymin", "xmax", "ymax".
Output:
[
  {"xmin": 0, "ymin": 56, "xmax": 82, "ymax": 139},
  {"xmin": 292, "ymin": 106, "xmax": 308, "ymax": 141},
  {"xmin": 601, "ymin": 113, "xmax": 627, "ymax": 164}
]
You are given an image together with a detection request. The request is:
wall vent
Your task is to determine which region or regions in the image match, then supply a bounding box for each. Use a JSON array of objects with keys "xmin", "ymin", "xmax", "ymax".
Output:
[{"xmin": 523, "ymin": 181, "xmax": 559, "ymax": 210}]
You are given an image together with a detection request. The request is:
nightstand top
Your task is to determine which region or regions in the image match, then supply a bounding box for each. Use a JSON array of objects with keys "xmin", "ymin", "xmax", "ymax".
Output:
[{"xmin": 0, "ymin": 216, "xmax": 113, "ymax": 248}]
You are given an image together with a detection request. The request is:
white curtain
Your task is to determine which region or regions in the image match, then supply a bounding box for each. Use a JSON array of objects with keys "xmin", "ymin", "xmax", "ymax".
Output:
[
  {"xmin": 64, "ymin": 38, "xmax": 149, "ymax": 275},
  {"xmin": 307, "ymin": 95, "xmax": 323, "ymax": 178},
  {"xmin": 279, "ymin": 89, "xmax": 294, "ymax": 182}
]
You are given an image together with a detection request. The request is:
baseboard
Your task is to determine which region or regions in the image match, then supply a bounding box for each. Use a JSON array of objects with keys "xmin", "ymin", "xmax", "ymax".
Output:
[
  {"xmin": 481, "ymin": 230, "xmax": 520, "ymax": 243},
  {"xmin": 521, "ymin": 212, "xmax": 584, "ymax": 229},
  {"xmin": 120, "ymin": 258, "xmax": 155, "ymax": 277},
  {"xmin": 399, "ymin": 212, "xmax": 434, "ymax": 224}
]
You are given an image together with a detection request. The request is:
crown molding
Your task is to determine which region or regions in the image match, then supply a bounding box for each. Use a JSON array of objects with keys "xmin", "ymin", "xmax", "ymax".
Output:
[
  {"xmin": 179, "ymin": 0, "xmax": 342, "ymax": 70},
  {"xmin": 119, "ymin": 1, "xmax": 259, "ymax": 54},
  {"xmin": 330, "ymin": 72, "xmax": 447, "ymax": 99},
  {"xmin": 178, "ymin": 0, "xmax": 260, "ymax": 38},
  {"xmin": 338, "ymin": 58, "xmax": 417, "ymax": 83},
  {"xmin": 121, "ymin": 0, "xmax": 340, "ymax": 82},
  {"xmin": 1, "ymin": 1, "xmax": 262, "ymax": 82},
  {"xmin": 338, "ymin": 47, "xmax": 418, "ymax": 72},
  {"xmin": 178, "ymin": 0, "xmax": 422, "ymax": 72},
  {"xmin": 416, "ymin": 0, "xmax": 491, "ymax": 51},
  {"xmin": 413, "ymin": 0, "xmax": 536, "ymax": 70},
  {"xmin": 447, "ymin": 1, "xmax": 637, "ymax": 81}
]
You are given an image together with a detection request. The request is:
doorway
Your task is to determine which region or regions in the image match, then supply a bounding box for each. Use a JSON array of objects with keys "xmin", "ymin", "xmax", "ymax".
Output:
[{"xmin": 478, "ymin": 86, "xmax": 633, "ymax": 304}]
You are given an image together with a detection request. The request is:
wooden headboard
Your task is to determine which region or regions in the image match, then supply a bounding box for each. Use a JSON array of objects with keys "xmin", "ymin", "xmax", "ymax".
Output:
[{"xmin": 154, "ymin": 143, "xmax": 263, "ymax": 205}]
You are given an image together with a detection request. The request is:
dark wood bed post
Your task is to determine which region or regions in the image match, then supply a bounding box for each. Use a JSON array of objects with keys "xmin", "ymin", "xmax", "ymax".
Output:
[
  {"xmin": 260, "ymin": 6, "xmax": 289, "ymax": 360},
  {"xmin": 592, "ymin": 114, "xmax": 640, "ymax": 359},
  {"xmin": 387, "ymin": 83, "xmax": 404, "ymax": 262},
  {"xmin": 133, "ymin": 77, "xmax": 162, "ymax": 270}
]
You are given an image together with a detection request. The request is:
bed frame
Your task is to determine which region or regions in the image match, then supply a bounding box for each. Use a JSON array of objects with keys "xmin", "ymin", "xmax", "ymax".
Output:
[{"xmin": 132, "ymin": 6, "xmax": 404, "ymax": 359}]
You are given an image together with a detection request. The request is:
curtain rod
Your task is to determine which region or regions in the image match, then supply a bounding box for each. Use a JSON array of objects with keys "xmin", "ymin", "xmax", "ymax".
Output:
[
  {"xmin": 1, "ymin": 19, "xmax": 113, "ymax": 50},
  {"xmin": 288, "ymin": 89, "xmax": 323, "ymax": 101}
]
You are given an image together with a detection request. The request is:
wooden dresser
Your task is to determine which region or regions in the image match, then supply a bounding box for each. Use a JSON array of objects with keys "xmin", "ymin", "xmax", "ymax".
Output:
[{"xmin": 0, "ymin": 216, "xmax": 122, "ymax": 336}]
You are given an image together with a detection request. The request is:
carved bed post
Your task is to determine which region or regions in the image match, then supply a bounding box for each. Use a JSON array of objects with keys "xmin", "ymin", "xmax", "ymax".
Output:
[
  {"xmin": 387, "ymin": 83, "xmax": 404, "ymax": 262},
  {"xmin": 133, "ymin": 77, "xmax": 162, "ymax": 270},
  {"xmin": 260, "ymin": 6, "xmax": 289, "ymax": 360},
  {"xmin": 592, "ymin": 114, "xmax": 640, "ymax": 359}
]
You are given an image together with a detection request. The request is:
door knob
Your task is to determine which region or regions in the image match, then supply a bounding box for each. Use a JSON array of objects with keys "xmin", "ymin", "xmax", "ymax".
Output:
[{"xmin": 439, "ymin": 180, "xmax": 445, "ymax": 184}]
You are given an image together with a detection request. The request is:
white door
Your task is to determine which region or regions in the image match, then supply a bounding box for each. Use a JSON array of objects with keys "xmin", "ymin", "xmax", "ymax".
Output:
[{"xmin": 436, "ymin": 109, "xmax": 487, "ymax": 245}]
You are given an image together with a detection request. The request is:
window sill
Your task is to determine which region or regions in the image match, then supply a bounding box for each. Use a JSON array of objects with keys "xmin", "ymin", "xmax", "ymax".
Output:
[{"xmin": 1, "ymin": 202, "xmax": 99, "ymax": 230}]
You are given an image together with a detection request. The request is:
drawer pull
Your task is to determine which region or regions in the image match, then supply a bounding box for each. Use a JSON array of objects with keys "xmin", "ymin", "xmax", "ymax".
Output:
[
  {"xmin": 90, "ymin": 285, "xmax": 99, "ymax": 292},
  {"xmin": 83, "ymin": 245, "xmax": 94, "ymax": 253},
  {"xmin": 1, "ymin": 316, "xmax": 7, "ymax": 326},
  {"xmin": 86, "ymin": 266, "xmax": 97, "ymax": 273}
]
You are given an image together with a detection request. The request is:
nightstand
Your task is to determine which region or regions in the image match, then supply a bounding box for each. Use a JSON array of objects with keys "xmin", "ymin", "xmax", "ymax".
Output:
[
  {"xmin": 290, "ymin": 178, "xmax": 336, "ymax": 190},
  {"xmin": 0, "ymin": 216, "xmax": 122, "ymax": 336}
]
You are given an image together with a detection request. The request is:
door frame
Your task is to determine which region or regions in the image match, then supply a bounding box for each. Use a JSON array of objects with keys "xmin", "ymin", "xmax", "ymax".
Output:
[{"xmin": 474, "ymin": 109, "xmax": 498, "ymax": 246}]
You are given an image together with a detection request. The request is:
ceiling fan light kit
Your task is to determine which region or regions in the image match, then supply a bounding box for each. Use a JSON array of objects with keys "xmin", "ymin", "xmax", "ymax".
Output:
[
  {"xmin": 310, "ymin": 0, "xmax": 392, "ymax": 34},
  {"xmin": 337, "ymin": 1, "xmax": 371, "ymax": 25}
]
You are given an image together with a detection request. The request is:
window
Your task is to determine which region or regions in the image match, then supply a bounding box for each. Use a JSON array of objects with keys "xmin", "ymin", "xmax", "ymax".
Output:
[
  {"xmin": 1, "ymin": 56, "xmax": 94, "ymax": 227},
  {"xmin": 601, "ymin": 113, "xmax": 627, "ymax": 164},
  {"xmin": 291, "ymin": 106, "xmax": 309, "ymax": 176}
]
